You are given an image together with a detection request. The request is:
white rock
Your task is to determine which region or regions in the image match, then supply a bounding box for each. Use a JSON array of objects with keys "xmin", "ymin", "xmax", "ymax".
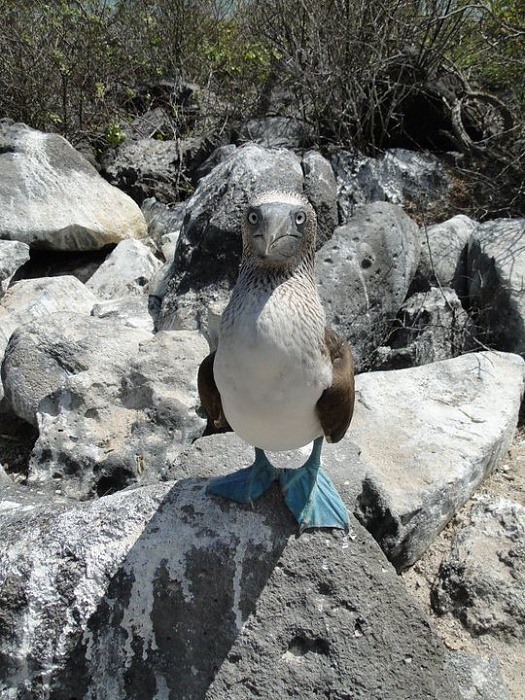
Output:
[
  {"xmin": 417, "ymin": 215, "xmax": 477, "ymax": 292},
  {"xmin": 0, "ymin": 121, "xmax": 147, "ymax": 250},
  {"xmin": 349, "ymin": 351, "xmax": 525, "ymax": 569},
  {"xmin": 0, "ymin": 276, "xmax": 97, "ymax": 343},
  {"xmin": 85, "ymin": 238, "xmax": 162, "ymax": 300},
  {"xmin": 91, "ymin": 296, "xmax": 155, "ymax": 333},
  {"xmin": 2, "ymin": 311, "xmax": 152, "ymax": 427},
  {"xmin": 28, "ymin": 329, "xmax": 207, "ymax": 498}
]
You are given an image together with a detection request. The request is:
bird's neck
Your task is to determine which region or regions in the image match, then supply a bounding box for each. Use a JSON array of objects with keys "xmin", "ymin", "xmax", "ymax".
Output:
[{"xmin": 239, "ymin": 249, "xmax": 316, "ymax": 290}]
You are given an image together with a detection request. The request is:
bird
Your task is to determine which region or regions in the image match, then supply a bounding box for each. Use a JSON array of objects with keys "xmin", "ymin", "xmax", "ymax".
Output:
[{"xmin": 197, "ymin": 190, "xmax": 354, "ymax": 531}]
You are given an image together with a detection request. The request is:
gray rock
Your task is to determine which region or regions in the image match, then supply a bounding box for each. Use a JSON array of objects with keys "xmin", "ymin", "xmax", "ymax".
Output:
[
  {"xmin": 2, "ymin": 312, "xmax": 152, "ymax": 427},
  {"xmin": 0, "ymin": 477, "xmax": 461, "ymax": 700},
  {"xmin": 431, "ymin": 496, "xmax": 525, "ymax": 640},
  {"xmin": 333, "ymin": 148, "xmax": 451, "ymax": 222},
  {"xmin": 192, "ymin": 144, "xmax": 238, "ymax": 183},
  {"xmin": 302, "ymin": 149, "xmax": 339, "ymax": 247},
  {"xmin": 127, "ymin": 106, "xmax": 178, "ymax": 140},
  {"xmin": 91, "ymin": 295, "xmax": 155, "ymax": 333},
  {"xmin": 375, "ymin": 287, "xmax": 475, "ymax": 369},
  {"xmin": 352, "ymin": 351, "xmax": 525, "ymax": 570},
  {"xmin": 172, "ymin": 351, "xmax": 523, "ymax": 573},
  {"xmin": 0, "ymin": 240, "xmax": 30, "ymax": 297},
  {"xmin": 0, "ymin": 276, "xmax": 97, "ymax": 365},
  {"xmin": 156, "ymin": 144, "xmax": 305, "ymax": 332},
  {"xmin": 415, "ymin": 215, "xmax": 477, "ymax": 296},
  {"xmin": 0, "ymin": 120, "xmax": 147, "ymax": 250},
  {"xmin": 468, "ymin": 218, "xmax": 525, "ymax": 355},
  {"xmin": 236, "ymin": 115, "xmax": 315, "ymax": 149},
  {"xmin": 101, "ymin": 136, "xmax": 208, "ymax": 204},
  {"xmin": 27, "ymin": 327, "xmax": 207, "ymax": 498},
  {"xmin": 316, "ymin": 202, "xmax": 421, "ymax": 371},
  {"xmin": 85, "ymin": 238, "xmax": 162, "ymax": 300},
  {"xmin": 445, "ymin": 651, "xmax": 511, "ymax": 700},
  {"xmin": 141, "ymin": 197, "xmax": 186, "ymax": 255}
]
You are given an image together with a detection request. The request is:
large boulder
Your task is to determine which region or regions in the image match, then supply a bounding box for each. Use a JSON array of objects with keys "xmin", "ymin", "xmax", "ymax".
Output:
[
  {"xmin": 316, "ymin": 202, "xmax": 421, "ymax": 371},
  {"xmin": 0, "ymin": 120, "xmax": 147, "ymax": 250},
  {"xmin": 156, "ymin": 144, "xmax": 337, "ymax": 333},
  {"xmin": 0, "ymin": 478, "xmax": 461, "ymax": 700},
  {"xmin": 467, "ymin": 218, "xmax": 525, "ymax": 356},
  {"xmin": 23, "ymin": 324, "xmax": 207, "ymax": 498},
  {"xmin": 351, "ymin": 351, "xmax": 525, "ymax": 570}
]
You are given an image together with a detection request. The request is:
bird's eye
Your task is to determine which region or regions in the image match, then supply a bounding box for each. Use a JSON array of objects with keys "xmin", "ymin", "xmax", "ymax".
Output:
[
  {"xmin": 247, "ymin": 210, "xmax": 259, "ymax": 225},
  {"xmin": 295, "ymin": 210, "xmax": 306, "ymax": 226}
]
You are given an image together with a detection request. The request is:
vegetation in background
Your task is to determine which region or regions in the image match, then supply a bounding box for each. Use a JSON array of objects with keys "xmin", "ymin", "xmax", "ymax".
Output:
[{"xmin": 0, "ymin": 0, "xmax": 522, "ymax": 216}]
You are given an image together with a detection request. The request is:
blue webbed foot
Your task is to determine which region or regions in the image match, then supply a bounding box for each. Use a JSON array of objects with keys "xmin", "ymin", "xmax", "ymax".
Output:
[
  {"xmin": 279, "ymin": 437, "xmax": 349, "ymax": 532},
  {"xmin": 207, "ymin": 448, "xmax": 279, "ymax": 504}
]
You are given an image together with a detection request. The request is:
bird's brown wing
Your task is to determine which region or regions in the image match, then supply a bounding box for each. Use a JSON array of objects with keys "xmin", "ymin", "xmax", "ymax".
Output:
[
  {"xmin": 316, "ymin": 328, "xmax": 355, "ymax": 443},
  {"xmin": 197, "ymin": 351, "xmax": 231, "ymax": 434}
]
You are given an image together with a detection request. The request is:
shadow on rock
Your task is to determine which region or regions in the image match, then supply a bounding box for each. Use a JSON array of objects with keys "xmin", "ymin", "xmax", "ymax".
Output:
[{"xmin": 50, "ymin": 478, "xmax": 295, "ymax": 700}]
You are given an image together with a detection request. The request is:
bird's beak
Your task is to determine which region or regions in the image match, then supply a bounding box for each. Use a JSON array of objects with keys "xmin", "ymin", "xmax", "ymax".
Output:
[{"xmin": 254, "ymin": 208, "xmax": 297, "ymax": 260}]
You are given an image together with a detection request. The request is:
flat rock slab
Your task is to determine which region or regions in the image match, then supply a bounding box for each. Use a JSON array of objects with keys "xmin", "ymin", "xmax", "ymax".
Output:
[
  {"xmin": 0, "ymin": 479, "xmax": 460, "ymax": 700},
  {"xmin": 350, "ymin": 351, "xmax": 525, "ymax": 570}
]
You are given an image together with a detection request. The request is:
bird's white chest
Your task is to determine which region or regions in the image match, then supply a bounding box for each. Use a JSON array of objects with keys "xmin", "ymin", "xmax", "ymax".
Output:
[{"xmin": 214, "ymin": 282, "xmax": 331, "ymax": 451}]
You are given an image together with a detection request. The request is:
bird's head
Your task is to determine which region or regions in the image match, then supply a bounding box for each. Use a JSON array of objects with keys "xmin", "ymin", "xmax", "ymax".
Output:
[{"xmin": 242, "ymin": 191, "xmax": 316, "ymax": 269}]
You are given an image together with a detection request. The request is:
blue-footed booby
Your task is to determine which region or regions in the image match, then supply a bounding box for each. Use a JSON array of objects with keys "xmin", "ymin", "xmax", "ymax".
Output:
[{"xmin": 198, "ymin": 191, "xmax": 354, "ymax": 531}]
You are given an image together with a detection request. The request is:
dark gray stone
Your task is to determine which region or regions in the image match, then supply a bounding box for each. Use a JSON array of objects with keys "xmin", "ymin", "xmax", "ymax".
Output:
[
  {"xmin": 467, "ymin": 218, "xmax": 525, "ymax": 356},
  {"xmin": 141, "ymin": 197, "xmax": 186, "ymax": 255},
  {"xmin": 236, "ymin": 116, "xmax": 314, "ymax": 149},
  {"xmin": 101, "ymin": 135, "xmax": 209, "ymax": 204},
  {"xmin": 333, "ymin": 148, "xmax": 451, "ymax": 223}
]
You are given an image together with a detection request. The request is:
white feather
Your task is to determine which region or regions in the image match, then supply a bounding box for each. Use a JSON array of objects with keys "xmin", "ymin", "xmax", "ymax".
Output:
[{"xmin": 215, "ymin": 275, "xmax": 331, "ymax": 451}]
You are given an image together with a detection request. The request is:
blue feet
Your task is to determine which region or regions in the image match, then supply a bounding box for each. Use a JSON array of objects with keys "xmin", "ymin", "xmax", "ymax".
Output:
[
  {"xmin": 208, "ymin": 437, "xmax": 349, "ymax": 532},
  {"xmin": 207, "ymin": 448, "xmax": 279, "ymax": 504},
  {"xmin": 279, "ymin": 437, "xmax": 349, "ymax": 532}
]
